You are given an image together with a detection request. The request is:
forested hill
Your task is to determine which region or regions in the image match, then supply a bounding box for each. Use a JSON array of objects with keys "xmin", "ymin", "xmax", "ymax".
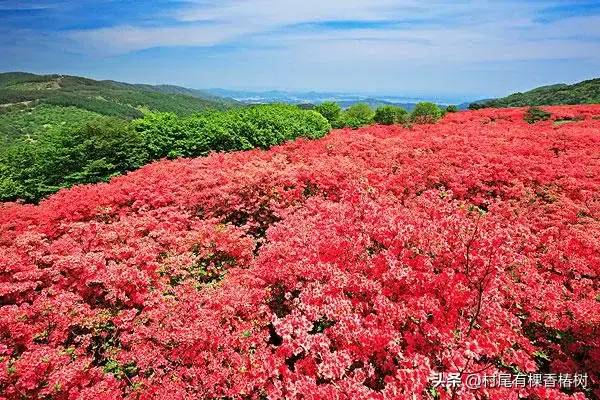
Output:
[
  {"xmin": 0, "ymin": 72, "xmax": 240, "ymax": 144},
  {"xmin": 470, "ymin": 78, "xmax": 600, "ymax": 108}
]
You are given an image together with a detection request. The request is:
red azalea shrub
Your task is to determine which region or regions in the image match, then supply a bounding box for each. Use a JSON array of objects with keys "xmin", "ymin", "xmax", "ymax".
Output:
[{"xmin": 1, "ymin": 105, "xmax": 599, "ymax": 399}]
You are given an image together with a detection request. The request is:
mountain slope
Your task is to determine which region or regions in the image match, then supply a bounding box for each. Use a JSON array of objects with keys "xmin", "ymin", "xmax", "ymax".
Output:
[
  {"xmin": 0, "ymin": 72, "xmax": 239, "ymax": 116},
  {"xmin": 0, "ymin": 72, "xmax": 240, "ymax": 144},
  {"xmin": 471, "ymin": 78, "xmax": 600, "ymax": 108}
]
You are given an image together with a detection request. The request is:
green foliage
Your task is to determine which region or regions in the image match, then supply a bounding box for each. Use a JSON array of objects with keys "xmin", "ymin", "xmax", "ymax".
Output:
[
  {"xmin": 373, "ymin": 105, "xmax": 409, "ymax": 125},
  {"xmin": 0, "ymin": 104, "xmax": 105, "ymax": 146},
  {"xmin": 411, "ymin": 102, "xmax": 443, "ymax": 124},
  {"xmin": 314, "ymin": 101, "xmax": 342, "ymax": 124},
  {"xmin": 336, "ymin": 103, "xmax": 374, "ymax": 129},
  {"xmin": 473, "ymin": 78, "xmax": 600, "ymax": 108},
  {"xmin": 0, "ymin": 118, "xmax": 148, "ymax": 202},
  {"xmin": 468, "ymin": 102, "xmax": 486, "ymax": 110},
  {"xmin": 134, "ymin": 104, "xmax": 331, "ymax": 159},
  {"xmin": 42, "ymin": 93, "xmax": 144, "ymax": 119},
  {"xmin": 0, "ymin": 105, "xmax": 331, "ymax": 202},
  {"xmin": 524, "ymin": 107, "xmax": 551, "ymax": 124},
  {"xmin": 445, "ymin": 105, "xmax": 458, "ymax": 113},
  {"xmin": 103, "ymin": 359, "xmax": 138, "ymax": 380},
  {"xmin": 0, "ymin": 72, "xmax": 240, "ymax": 145}
]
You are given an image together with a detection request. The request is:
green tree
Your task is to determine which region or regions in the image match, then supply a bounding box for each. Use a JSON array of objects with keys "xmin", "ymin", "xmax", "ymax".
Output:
[
  {"xmin": 0, "ymin": 118, "xmax": 148, "ymax": 202},
  {"xmin": 337, "ymin": 103, "xmax": 374, "ymax": 128},
  {"xmin": 314, "ymin": 101, "xmax": 342, "ymax": 124},
  {"xmin": 133, "ymin": 104, "xmax": 331, "ymax": 159},
  {"xmin": 468, "ymin": 103, "xmax": 485, "ymax": 110},
  {"xmin": 411, "ymin": 102, "xmax": 443, "ymax": 124},
  {"xmin": 0, "ymin": 104, "xmax": 332, "ymax": 203},
  {"xmin": 445, "ymin": 105, "xmax": 458, "ymax": 113},
  {"xmin": 524, "ymin": 107, "xmax": 551, "ymax": 124},
  {"xmin": 373, "ymin": 105, "xmax": 409, "ymax": 125},
  {"xmin": 132, "ymin": 112, "xmax": 186, "ymax": 159}
]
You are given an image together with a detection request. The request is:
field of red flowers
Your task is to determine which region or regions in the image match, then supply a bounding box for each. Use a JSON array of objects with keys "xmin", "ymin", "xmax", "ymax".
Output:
[{"xmin": 1, "ymin": 105, "xmax": 599, "ymax": 399}]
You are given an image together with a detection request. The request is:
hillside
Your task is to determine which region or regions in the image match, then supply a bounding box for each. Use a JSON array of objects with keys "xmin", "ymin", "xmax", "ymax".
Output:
[
  {"xmin": 1, "ymin": 105, "xmax": 599, "ymax": 399},
  {"xmin": 0, "ymin": 72, "xmax": 239, "ymax": 144},
  {"xmin": 471, "ymin": 78, "xmax": 600, "ymax": 108},
  {"xmin": 0, "ymin": 104, "xmax": 331, "ymax": 202}
]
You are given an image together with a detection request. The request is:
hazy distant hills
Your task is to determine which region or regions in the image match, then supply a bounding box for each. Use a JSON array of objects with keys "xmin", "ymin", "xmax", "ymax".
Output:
[
  {"xmin": 203, "ymin": 88, "xmax": 452, "ymax": 111},
  {"xmin": 470, "ymin": 78, "xmax": 600, "ymax": 108}
]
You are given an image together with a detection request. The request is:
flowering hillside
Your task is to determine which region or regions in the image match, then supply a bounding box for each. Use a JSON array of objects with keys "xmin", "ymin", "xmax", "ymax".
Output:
[{"xmin": 1, "ymin": 105, "xmax": 599, "ymax": 399}]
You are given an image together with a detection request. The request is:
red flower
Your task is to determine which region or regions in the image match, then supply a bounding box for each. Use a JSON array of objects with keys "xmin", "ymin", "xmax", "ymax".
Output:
[{"xmin": 1, "ymin": 105, "xmax": 599, "ymax": 399}]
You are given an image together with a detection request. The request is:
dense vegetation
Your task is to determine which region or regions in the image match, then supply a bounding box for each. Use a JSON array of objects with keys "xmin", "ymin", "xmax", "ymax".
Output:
[
  {"xmin": 0, "ymin": 104, "xmax": 330, "ymax": 202},
  {"xmin": 313, "ymin": 101, "xmax": 342, "ymax": 124},
  {"xmin": 0, "ymin": 118, "xmax": 147, "ymax": 202},
  {"xmin": 0, "ymin": 94, "xmax": 447, "ymax": 203},
  {"xmin": 1, "ymin": 105, "xmax": 598, "ymax": 399},
  {"xmin": 0, "ymin": 104, "xmax": 108, "ymax": 146},
  {"xmin": 135, "ymin": 104, "xmax": 330, "ymax": 159},
  {"xmin": 0, "ymin": 72, "xmax": 239, "ymax": 144},
  {"xmin": 524, "ymin": 106, "xmax": 552, "ymax": 124},
  {"xmin": 337, "ymin": 103, "xmax": 376, "ymax": 128},
  {"xmin": 410, "ymin": 102, "xmax": 444, "ymax": 124},
  {"xmin": 315, "ymin": 101, "xmax": 444, "ymax": 128},
  {"xmin": 373, "ymin": 104, "xmax": 409, "ymax": 125},
  {"xmin": 470, "ymin": 78, "xmax": 600, "ymax": 109}
]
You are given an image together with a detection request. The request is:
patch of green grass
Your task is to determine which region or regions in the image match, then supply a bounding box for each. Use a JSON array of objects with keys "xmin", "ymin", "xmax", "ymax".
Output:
[
  {"xmin": 0, "ymin": 104, "xmax": 105, "ymax": 145},
  {"xmin": 553, "ymin": 119, "xmax": 578, "ymax": 126}
]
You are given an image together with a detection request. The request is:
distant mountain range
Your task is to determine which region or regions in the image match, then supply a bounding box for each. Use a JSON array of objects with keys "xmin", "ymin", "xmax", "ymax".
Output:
[
  {"xmin": 203, "ymin": 88, "xmax": 454, "ymax": 111},
  {"xmin": 205, "ymin": 78, "xmax": 600, "ymax": 111}
]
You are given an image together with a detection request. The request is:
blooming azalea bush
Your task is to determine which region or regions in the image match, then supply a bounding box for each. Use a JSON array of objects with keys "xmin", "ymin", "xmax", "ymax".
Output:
[{"xmin": 1, "ymin": 105, "xmax": 599, "ymax": 399}]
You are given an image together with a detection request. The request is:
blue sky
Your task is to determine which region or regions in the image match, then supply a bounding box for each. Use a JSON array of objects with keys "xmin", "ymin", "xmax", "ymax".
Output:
[{"xmin": 1, "ymin": 0, "xmax": 599, "ymax": 101}]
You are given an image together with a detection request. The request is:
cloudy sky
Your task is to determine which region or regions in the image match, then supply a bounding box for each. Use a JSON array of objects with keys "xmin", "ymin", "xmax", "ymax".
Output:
[{"xmin": 1, "ymin": 0, "xmax": 599, "ymax": 101}]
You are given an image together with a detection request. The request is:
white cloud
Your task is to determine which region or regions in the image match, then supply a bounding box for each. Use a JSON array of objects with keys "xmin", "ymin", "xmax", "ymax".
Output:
[
  {"xmin": 65, "ymin": 0, "xmax": 600, "ymax": 65},
  {"xmin": 173, "ymin": 0, "xmax": 419, "ymax": 25},
  {"xmin": 70, "ymin": 0, "xmax": 421, "ymax": 54},
  {"xmin": 71, "ymin": 23, "xmax": 250, "ymax": 54}
]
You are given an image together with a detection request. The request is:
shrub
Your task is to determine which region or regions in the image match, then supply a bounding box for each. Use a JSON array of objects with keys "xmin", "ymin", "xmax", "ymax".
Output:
[
  {"xmin": 0, "ymin": 105, "xmax": 331, "ymax": 202},
  {"xmin": 135, "ymin": 104, "xmax": 331, "ymax": 159},
  {"xmin": 373, "ymin": 105, "xmax": 409, "ymax": 125},
  {"xmin": 524, "ymin": 106, "xmax": 552, "ymax": 124},
  {"xmin": 314, "ymin": 101, "xmax": 341, "ymax": 123},
  {"xmin": 411, "ymin": 102, "xmax": 443, "ymax": 124},
  {"xmin": 0, "ymin": 104, "xmax": 599, "ymax": 399},
  {"xmin": 468, "ymin": 102, "xmax": 486, "ymax": 110},
  {"xmin": 446, "ymin": 104, "xmax": 458, "ymax": 113},
  {"xmin": 0, "ymin": 118, "xmax": 148, "ymax": 202},
  {"xmin": 336, "ymin": 103, "xmax": 374, "ymax": 128},
  {"xmin": 131, "ymin": 112, "xmax": 186, "ymax": 159}
]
